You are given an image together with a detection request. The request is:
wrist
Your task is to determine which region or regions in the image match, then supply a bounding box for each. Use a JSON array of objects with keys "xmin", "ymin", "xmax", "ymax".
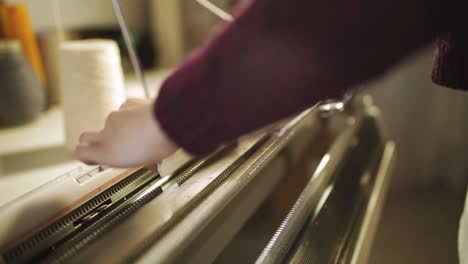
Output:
[{"xmin": 148, "ymin": 101, "xmax": 178, "ymax": 157}]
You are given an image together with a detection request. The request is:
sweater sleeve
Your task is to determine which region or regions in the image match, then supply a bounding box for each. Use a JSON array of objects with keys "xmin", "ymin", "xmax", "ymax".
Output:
[{"xmin": 155, "ymin": 0, "xmax": 464, "ymax": 155}]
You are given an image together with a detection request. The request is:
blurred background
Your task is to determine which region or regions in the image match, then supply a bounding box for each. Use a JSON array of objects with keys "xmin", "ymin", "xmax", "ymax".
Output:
[{"xmin": 0, "ymin": 0, "xmax": 466, "ymax": 263}]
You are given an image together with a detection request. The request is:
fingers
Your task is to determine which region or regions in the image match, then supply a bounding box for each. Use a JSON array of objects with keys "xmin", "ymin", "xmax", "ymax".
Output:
[
  {"xmin": 79, "ymin": 131, "xmax": 102, "ymax": 144},
  {"xmin": 77, "ymin": 131, "xmax": 103, "ymax": 165},
  {"xmin": 75, "ymin": 143, "xmax": 103, "ymax": 165}
]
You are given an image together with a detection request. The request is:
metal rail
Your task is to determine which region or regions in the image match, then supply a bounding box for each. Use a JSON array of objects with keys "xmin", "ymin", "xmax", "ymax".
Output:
[{"xmin": 255, "ymin": 113, "xmax": 361, "ymax": 264}]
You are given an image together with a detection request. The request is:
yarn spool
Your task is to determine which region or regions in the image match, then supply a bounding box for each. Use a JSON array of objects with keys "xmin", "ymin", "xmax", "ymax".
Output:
[
  {"xmin": 38, "ymin": 32, "xmax": 76, "ymax": 105},
  {"xmin": 0, "ymin": 40, "xmax": 45, "ymax": 127},
  {"xmin": 0, "ymin": 1, "xmax": 6, "ymax": 38},
  {"xmin": 3, "ymin": 4, "xmax": 47, "ymax": 84},
  {"xmin": 60, "ymin": 39, "xmax": 125, "ymax": 152}
]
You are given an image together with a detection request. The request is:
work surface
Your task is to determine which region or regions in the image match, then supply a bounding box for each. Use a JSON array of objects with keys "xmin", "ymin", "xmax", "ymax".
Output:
[{"xmin": 0, "ymin": 108, "xmax": 79, "ymax": 206}]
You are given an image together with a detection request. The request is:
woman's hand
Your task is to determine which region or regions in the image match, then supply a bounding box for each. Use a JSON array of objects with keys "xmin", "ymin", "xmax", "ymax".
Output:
[{"xmin": 75, "ymin": 99, "xmax": 178, "ymax": 168}]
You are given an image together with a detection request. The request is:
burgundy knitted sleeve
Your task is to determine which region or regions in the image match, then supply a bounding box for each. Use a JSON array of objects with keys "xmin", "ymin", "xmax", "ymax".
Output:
[{"xmin": 155, "ymin": 0, "xmax": 465, "ymax": 155}]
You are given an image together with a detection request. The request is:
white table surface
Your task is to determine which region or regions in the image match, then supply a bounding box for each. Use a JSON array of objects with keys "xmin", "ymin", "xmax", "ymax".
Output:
[{"xmin": 0, "ymin": 107, "xmax": 64, "ymax": 157}]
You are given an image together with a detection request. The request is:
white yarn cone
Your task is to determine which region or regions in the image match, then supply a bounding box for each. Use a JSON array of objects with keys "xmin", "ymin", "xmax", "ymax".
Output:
[{"xmin": 60, "ymin": 39, "xmax": 125, "ymax": 152}]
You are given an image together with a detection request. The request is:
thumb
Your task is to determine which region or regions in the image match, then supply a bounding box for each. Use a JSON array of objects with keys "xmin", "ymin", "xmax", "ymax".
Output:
[{"xmin": 75, "ymin": 143, "xmax": 104, "ymax": 165}]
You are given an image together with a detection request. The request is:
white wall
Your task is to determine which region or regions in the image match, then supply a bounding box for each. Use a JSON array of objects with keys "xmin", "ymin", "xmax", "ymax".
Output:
[{"xmin": 367, "ymin": 46, "xmax": 468, "ymax": 192}]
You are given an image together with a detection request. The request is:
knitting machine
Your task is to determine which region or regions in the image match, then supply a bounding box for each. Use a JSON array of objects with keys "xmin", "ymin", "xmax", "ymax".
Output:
[{"xmin": 0, "ymin": 96, "xmax": 395, "ymax": 264}]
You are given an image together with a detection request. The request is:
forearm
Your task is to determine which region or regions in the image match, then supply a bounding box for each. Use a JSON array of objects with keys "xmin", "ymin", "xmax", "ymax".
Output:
[{"xmin": 155, "ymin": 0, "xmax": 464, "ymax": 155}]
